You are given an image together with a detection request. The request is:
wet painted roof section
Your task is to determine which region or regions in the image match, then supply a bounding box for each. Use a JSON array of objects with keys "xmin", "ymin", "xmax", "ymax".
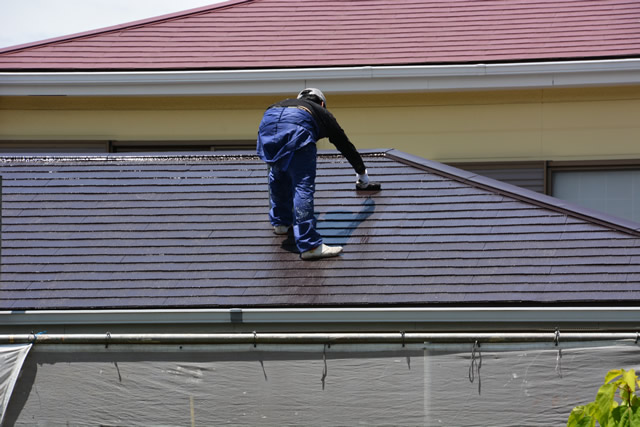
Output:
[
  {"xmin": 1, "ymin": 150, "xmax": 640, "ymax": 310},
  {"xmin": 1, "ymin": 0, "xmax": 640, "ymax": 70}
]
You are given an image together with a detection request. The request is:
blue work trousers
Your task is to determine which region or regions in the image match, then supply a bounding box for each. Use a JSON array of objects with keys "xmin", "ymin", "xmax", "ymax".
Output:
[{"xmin": 268, "ymin": 143, "xmax": 322, "ymax": 253}]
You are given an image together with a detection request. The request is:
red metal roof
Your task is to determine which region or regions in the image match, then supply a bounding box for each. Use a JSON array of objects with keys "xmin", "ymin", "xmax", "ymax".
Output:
[{"xmin": 1, "ymin": 0, "xmax": 640, "ymax": 70}]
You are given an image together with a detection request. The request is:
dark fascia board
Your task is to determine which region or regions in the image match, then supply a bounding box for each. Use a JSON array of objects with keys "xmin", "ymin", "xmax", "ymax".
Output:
[{"xmin": 385, "ymin": 149, "xmax": 640, "ymax": 237}]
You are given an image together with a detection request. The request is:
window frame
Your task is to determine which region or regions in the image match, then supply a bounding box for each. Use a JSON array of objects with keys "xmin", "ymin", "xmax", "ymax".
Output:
[
  {"xmin": 448, "ymin": 160, "xmax": 548, "ymax": 194},
  {"xmin": 545, "ymin": 159, "xmax": 640, "ymax": 195}
]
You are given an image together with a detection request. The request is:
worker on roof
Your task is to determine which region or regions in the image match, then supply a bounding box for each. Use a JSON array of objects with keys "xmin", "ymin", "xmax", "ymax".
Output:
[{"xmin": 257, "ymin": 88, "xmax": 372, "ymax": 260}]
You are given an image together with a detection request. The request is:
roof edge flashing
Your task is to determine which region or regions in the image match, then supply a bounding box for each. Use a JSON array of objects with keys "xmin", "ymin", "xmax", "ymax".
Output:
[
  {"xmin": 385, "ymin": 150, "xmax": 640, "ymax": 237},
  {"xmin": 2, "ymin": 59, "xmax": 640, "ymax": 96}
]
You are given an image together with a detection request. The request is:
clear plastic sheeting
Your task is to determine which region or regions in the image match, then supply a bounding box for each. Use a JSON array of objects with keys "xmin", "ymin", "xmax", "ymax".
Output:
[
  {"xmin": 0, "ymin": 344, "xmax": 31, "ymax": 426},
  {"xmin": 4, "ymin": 344, "xmax": 640, "ymax": 426}
]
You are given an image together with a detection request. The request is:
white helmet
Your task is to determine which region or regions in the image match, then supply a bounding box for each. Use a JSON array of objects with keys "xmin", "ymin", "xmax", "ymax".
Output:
[{"xmin": 297, "ymin": 88, "xmax": 327, "ymax": 106}]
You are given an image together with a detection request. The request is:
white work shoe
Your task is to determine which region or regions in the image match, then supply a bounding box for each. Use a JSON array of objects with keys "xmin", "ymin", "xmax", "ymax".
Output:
[
  {"xmin": 301, "ymin": 244, "xmax": 343, "ymax": 260},
  {"xmin": 273, "ymin": 225, "xmax": 291, "ymax": 235}
]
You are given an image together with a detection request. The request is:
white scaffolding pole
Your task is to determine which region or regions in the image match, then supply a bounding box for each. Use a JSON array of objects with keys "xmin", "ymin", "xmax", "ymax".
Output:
[{"xmin": 2, "ymin": 331, "xmax": 639, "ymax": 345}]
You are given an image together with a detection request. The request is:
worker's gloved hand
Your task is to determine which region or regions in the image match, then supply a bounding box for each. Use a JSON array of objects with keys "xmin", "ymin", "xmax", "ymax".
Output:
[
  {"xmin": 356, "ymin": 170, "xmax": 370, "ymax": 186},
  {"xmin": 356, "ymin": 170, "xmax": 381, "ymax": 191}
]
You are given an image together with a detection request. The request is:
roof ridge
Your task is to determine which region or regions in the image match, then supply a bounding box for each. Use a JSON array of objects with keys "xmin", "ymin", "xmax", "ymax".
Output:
[
  {"xmin": 385, "ymin": 149, "xmax": 640, "ymax": 237},
  {"xmin": 0, "ymin": 0, "xmax": 253, "ymax": 54}
]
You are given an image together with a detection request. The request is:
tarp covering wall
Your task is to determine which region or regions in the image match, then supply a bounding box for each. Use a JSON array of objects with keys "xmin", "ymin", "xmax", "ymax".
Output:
[
  {"xmin": 4, "ymin": 343, "xmax": 640, "ymax": 426},
  {"xmin": 0, "ymin": 344, "xmax": 31, "ymax": 426}
]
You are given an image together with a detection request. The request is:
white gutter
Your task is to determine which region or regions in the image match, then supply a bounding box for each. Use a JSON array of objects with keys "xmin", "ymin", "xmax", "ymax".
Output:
[
  {"xmin": 1, "ymin": 59, "xmax": 640, "ymax": 96},
  {"xmin": 2, "ymin": 307, "xmax": 640, "ymax": 328}
]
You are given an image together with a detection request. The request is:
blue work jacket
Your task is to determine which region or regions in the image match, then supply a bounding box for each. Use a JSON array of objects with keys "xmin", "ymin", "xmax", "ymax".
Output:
[{"xmin": 256, "ymin": 98, "xmax": 366, "ymax": 174}]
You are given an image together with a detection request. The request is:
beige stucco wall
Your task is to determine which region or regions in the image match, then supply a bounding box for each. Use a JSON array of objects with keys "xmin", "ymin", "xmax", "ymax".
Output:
[{"xmin": 1, "ymin": 85, "xmax": 639, "ymax": 162}]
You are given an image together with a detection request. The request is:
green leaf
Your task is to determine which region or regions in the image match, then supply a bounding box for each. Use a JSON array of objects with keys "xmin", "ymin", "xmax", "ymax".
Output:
[
  {"xmin": 611, "ymin": 405, "xmax": 632, "ymax": 427},
  {"xmin": 596, "ymin": 383, "xmax": 618, "ymax": 425},
  {"xmin": 607, "ymin": 370, "xmax": 624, "ymax": 384},
  {"xmin": 631, "ymin": 395, "xmax": 640, "ymax": 410},
  {"xmin": 575, "ymin": 417, "xmax": 595, "ymax": 427},
  {"xmin": 569, "ymin": 369, "xmax": 640, "ymax": 427},
  {"xmin": 624, "ymin": 370, "xmax": 637, "ymax": 394},
  {"xmin": 567, "ymin": 409, "xmax": 579, "ymax": 426},
  {"xmin": 568, "ymin": 406, "xmax": 596, "ymax": 427},
  {"xmin": 630, "ymin": 407, "xmax": 640, "ymax": 427}
]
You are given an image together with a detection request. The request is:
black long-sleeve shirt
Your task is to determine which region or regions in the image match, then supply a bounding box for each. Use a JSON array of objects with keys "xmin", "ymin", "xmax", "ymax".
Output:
[{"xmin": 268, "ymin": 98, "xmax": 367, "ymax": 174}]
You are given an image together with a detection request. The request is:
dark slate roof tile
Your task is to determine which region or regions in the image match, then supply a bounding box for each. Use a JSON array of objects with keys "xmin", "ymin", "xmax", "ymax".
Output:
[{"xmin": 2, "ymin": 151, "xmax": 640, "ymax": 309}]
